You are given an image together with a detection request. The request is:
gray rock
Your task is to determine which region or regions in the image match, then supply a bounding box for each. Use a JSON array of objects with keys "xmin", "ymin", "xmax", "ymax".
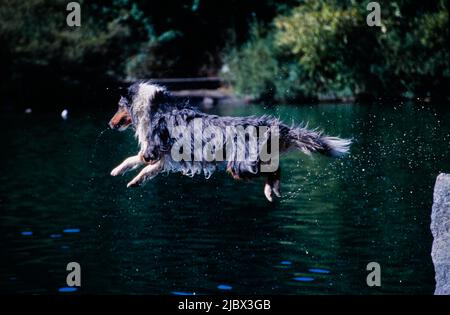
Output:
[{"xmin": 431, "ymin": 173, "xmax": 450, "ymax": 295}]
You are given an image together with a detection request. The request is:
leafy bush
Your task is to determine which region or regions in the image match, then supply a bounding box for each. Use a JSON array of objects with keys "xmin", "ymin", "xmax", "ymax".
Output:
[
  {"xmin": 221, "ymin": 24, "xmax": 279, "ymax": 100},
  {"xmin": 0, "ymin": 0, "xmax": 448, "ymax": 102},
  {"xmin": 379, "ymin": 7, "xmax": 449, "ymax": 97},
  {"xmin": 222, "ymin": 0, "xmax": 449, "ymax": 101},
  {"xmin": 274, "ymin": 2, "xmax": 363, "ymax": 97}
]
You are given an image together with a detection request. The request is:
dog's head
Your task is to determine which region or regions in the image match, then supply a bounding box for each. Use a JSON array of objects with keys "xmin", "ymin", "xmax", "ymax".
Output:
[
  {"xmin": 109, "ymin": 82, "xmax": 167, "ymax": 131},
  {"xmin": 108, "ymin": 95, "xmax": 133, "ymax": 131},
  {"xmin": 109, "ymin": 82, "xmax": 138, "ymax": 131}
]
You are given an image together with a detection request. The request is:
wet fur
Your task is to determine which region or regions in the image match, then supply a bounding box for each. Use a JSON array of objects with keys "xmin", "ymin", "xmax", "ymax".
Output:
[{"xmin": 110, "ymin": 81, "xmax": 351, "ymax": 201}]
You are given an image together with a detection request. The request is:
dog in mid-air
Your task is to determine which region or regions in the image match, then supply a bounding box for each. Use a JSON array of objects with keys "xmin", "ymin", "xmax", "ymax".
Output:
[{"xmin": 109, "ymin": 81, "xmax": 351, "ymax": 201}]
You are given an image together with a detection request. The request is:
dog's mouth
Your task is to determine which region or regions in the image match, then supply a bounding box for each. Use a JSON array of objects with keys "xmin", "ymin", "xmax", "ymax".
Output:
[
  {"xmin": 109, "ymin": 119, "xmax": 132, "ymax": 131},
  {"xmin": 109, "ymin": 108, "xmax": 132, "ymax": 131},
  {"xmin": 117, "ymin": 122, "xmax": 131, "ymax": 131}
]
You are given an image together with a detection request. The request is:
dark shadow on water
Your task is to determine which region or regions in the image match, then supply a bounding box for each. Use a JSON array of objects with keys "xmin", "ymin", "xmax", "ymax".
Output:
[{"xmin": 1, "ymin": 101, "xmax": 448, "ymax": 294}]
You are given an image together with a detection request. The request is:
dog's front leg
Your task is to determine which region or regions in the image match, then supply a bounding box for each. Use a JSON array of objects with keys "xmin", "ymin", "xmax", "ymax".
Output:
[
  {"xmin": 127, "ymin": 159, "xmax": 164, "ymax": 188},
  {"xmin": 111, "ymin": 154, "xmax": 144, "ymax": 176}
]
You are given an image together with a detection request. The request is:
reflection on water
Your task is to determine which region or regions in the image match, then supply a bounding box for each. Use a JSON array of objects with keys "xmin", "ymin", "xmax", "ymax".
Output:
[{"xmin": 1, "ymin": 101, "xmax": 449, "ymax": 294}]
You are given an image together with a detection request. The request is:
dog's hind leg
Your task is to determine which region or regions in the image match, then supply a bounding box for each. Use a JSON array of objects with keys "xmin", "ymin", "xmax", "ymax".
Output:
[
  {"xmin": 111, "ymin": 155, "xmax": 144, "ymax": 176},
  {"xmin": 127, "ymin": 159, "xmax": 164, "ymax": 188},
  {"xmin": 264, "ymin": 168, "xmax": 281, "ymax": 202}
]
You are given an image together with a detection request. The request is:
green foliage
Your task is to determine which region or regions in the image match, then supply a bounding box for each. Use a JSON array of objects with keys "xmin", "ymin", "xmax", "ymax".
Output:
[
  {"xmin": 221, "ymin": 24, "xmax": 279, "ymax": 100},
  {"xmin": 222, "ymin": 0, "xmax": 449, "ymax": 100},
  {"xmin": 379, "ymin": 6, "xmax": 449, "ymax": 96},
  {"xmin": 0, "ymin": 0, "xmax": 157, "ymax": 80},
  {"xmin": 274, "ymin": 2, "xmax": 363, "ymax": 96},
  {"xmin": 0, "ymin": 0, "xmax": 448, "ymax": 101},
  {"xmin": 0, "ymin": 0, "xmax": 287, "ymax": 84}
]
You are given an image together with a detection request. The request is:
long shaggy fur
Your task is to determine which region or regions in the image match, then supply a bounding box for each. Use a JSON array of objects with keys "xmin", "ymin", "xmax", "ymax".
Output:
[{"xmin": 110, "ymin": 81, "xmax": 352, "ymax": 201}]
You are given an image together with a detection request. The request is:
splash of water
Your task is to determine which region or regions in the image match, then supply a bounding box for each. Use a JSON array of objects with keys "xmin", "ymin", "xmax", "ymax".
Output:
[
  {"xmin": 90, "ymin": 127, "xmax": 109, "ymax": 165},
  {"xmin": 87, "ymin": 127, "xmax": 111, "ymax": 194}
]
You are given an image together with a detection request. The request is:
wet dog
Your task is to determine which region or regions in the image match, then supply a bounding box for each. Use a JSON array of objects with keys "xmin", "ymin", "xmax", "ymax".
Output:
[{"xmin": 109, "ymin": 81, "xmax": 351, "ymax": 201}]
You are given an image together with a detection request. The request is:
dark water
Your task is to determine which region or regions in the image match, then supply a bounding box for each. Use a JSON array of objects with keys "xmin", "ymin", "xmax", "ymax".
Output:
[{"xmin": 1, "ymin": 101, "xmax": 449, "ymax": 294}]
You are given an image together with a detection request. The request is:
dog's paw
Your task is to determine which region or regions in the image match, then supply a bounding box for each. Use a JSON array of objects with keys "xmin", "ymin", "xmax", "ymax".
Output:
[
  {"xmin": 264, "ymin": 184, "xmax": 273, "ymax": 202},
  {"xmin": 110, "ymin": 166, "xmax": 123, "ymax": 176},
  {"xmin": 264, "ymin": 181, "xmax": 281, "ymax": 202},
  {"xmin": 273, "ymin": 187, "xmax": 281, "ymax": 198},
  {"xmin": 126, "ymin": 179, "xmax": 140, "ymax": 188},
  {"xmin": 273, "ymin": 180, "xmax": 281, "ymax": 198}
]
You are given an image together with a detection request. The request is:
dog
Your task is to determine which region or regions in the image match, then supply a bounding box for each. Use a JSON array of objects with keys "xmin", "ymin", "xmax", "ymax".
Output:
[{"xmin": 109, "ymin": 81, "xmax": 351, "ymax": 201}]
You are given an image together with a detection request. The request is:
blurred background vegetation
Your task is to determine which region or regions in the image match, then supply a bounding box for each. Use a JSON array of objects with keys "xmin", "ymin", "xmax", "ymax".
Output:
[{"xmin": 0, "ymin": 0, "xmax": 448, "ymax": 107}]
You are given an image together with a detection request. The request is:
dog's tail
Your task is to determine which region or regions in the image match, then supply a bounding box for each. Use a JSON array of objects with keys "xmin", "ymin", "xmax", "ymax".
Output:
[{"xmin": 287, "ymin": 125, "xmax": 351, "ymax": 157}]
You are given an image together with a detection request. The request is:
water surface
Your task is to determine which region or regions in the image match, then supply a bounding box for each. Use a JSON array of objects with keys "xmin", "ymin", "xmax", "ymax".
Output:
[{"xmin": 1, "ymin": 101, "xmax": 449, "ymax": 294}]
